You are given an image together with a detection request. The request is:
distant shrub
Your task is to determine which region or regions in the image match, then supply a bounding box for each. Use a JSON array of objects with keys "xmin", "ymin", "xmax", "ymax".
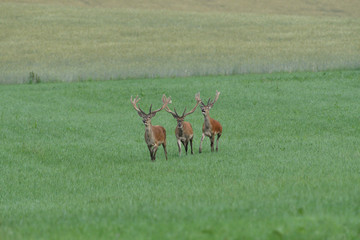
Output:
[{"xmin": 28, "ymin": 71, "xmax": 41, "ymax": 84}]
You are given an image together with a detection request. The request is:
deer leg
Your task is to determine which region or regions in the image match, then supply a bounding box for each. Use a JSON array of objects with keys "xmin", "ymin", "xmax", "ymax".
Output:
[
  {"xmin": 199, "ymin": 133, "xmax": 205, "ymax": 153},
  {"xmin": 216, "ymin": 133, "xmax": 221, "ymax": 152},
  {"xmin": 190, "ymin": 137, "xmax": 193, "ymax": 154},
  {"xmin": 210, "ymin": 135, "xmax": 215, "ymax": 152},
  {"xmin": 148, "ymin": 145, "xmax": 154, "ymax": 160},
  {"xmin": 184, "ymin": 141, "xmax": 188, "ymax": 155},
  {"xmin": 152, "ymin": 145, "xmax": 159, "ymax": 161},
  {"xmin": 163, "ymin": 143, "xmax": 168, "ymax": 160},
  {"xmin": 177, "ymin": 139, "xmax": 182, "ymax": 157}
]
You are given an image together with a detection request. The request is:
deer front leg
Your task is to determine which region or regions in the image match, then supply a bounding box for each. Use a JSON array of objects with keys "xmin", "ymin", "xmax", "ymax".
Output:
[
  {"xmin": 199, "ymin": 133, "xmax": 205, "ymax": 153},
  {"xmin": 177, "ymin": 139, "xmax": 182, "ymax": 157},
  {"xmin": 152, "ymin": 145, "xmax": 159, "ymax": 161},
  {"xmin": 184, "ymin": 141, "xmax": 188, "ymax": 155},
  {"xmin": 210, "ymin": 135, "xmax": 215, "ymax": 152},
  {"xmin": 148, "ymin": 145, "xmax": 154, "ymax": 160}
]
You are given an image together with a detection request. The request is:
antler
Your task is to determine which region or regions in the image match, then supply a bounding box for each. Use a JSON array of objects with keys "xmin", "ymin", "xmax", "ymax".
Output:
[
  {"xmin": 208, "ymin": 90, "xmax": 220, "ymax": 108},
  {"xmin": 151, "ymin": 94, "xmax": 171, "ymax": 115},
  {"xmin": 165, "ymin": 93, "xmax": 201, "ymax": 118},
  {"xmin": 163, "ymin": 95, "xmax": 177, "ymax": 117},
  {"xmin": 199, "ymin": 92, "xmax": 207, "ymax": 107},
  {"xmin": 165, "ymin": 107, "xmax": 178, "ymax": 117},
  {"xmin": 130, "ymin": 95, "xmax": 146, "ymax": 116},
  {"xmin": 183, "ymin": 92, "xmax": 201, "ymax": 117}
]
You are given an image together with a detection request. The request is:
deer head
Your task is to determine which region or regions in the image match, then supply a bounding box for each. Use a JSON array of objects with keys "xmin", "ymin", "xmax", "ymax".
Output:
[
  {"xmin": 130, "ymin": 94, "xmax": 171, "ymax": 126},
  {"xmin": 200, "ymin": 90, "xmax": 220, "ymax": 116},
  {"xmin": 164, "ymin": 93, "xmax": 201, "ymax": 129}
]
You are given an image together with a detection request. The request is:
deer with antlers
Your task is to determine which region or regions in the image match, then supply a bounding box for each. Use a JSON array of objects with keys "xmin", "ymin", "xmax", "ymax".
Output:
[
  {"xmin": 130, "ymin": 94, "xmax": 171, "ymax": 161},
  {"xmin": 163, "ymin": 93, "xmax": 201, "ymax": 156},
  {"xmin": 199, "ymin": 90, "xmax": 223, "ymax": 153}
]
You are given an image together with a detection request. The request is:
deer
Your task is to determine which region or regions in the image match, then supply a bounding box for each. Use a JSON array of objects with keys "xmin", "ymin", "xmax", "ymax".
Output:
[
  {"xmin": 130, "ymin": 94, "xmax": 171, "ymax": 161},
  {"xmin": 199, "ymin": 90, "xmax": 223, "ymax": 153},
  {"xmin": 163, "ymin": 93, "xmax": 201, "ymax": 156}
]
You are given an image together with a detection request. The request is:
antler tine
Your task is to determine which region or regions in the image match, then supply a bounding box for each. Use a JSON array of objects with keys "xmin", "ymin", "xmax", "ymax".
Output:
[
  {"xmin": 209, "ymin": 90, "xmax": 220, "ymax": 108},
  {"xmin": 183, "ymin": 93, "xmax": 201, "ymax": 117},
  {"xmin": 163, "ymin": 95, "xmax": 177, "ymax": 117},
  {"xmin": 151, "ymin": 94, "xmax": 171, "ymax": 114},
  {"xmin": 130, "ymin": 95, "xmax": 141, "ymax": 112},
  {"xmin": 130, "ymin": 95, "xmax": 147, "ymax": 116},
  {"xmin": 195, "ymin": 92, "xmax": 205, "ymax": 106},
  {"xmin": 207, "ymin": 98, "xmax": 211, "ymax": 105},
  {"xmin": 195, "ymin": 92, "xmax": 201, "ymax": 102},
  {"xmin": 138, "ymin": 105, "xmax": 146, "ymax": 115},
  {"xmin": 164, "ymin": 105, "xmax": 177, "ymax": 116},
  {"xmin": 174, "ymin": 108, "xmax": 179, "ymax": 117},
  {"xmin": 181, "ymin": 107, "xmax": 187, "ymax": 117},
  {"xmin": 149, "ymin": 104, "xmax": 152, "ymax": 114}
]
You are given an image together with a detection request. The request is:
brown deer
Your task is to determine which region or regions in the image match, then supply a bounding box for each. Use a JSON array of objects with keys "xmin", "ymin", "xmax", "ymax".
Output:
[
  {"xmin": 199, "ymin": 90, "xmax": 222, "ymax": 153},
  {"xmin": 130, "ymin": 94, "xmax": 171, "ymax": 161},
  {"xmin": 163, "ymin": 93, "xmax": 201, "ymax": 156}
]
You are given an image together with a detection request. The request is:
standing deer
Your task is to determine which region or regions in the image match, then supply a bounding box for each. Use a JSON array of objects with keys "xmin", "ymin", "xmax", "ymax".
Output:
[
  {"xmin": 130, "ymin": 94, "xmax": 171, "ymax": 161},
  {"xmin": 199, "ymin": 90, "xmax": 222, "ymax": 153},
  {"xmin": 163, "ymin": 93, "xmax": 201, "ymax": 156}
]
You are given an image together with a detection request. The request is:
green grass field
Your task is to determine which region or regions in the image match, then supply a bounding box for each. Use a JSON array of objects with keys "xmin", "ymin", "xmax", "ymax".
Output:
[
  {"xmin": 1, "ymin": 70, "xmax": 360, "ymax": 239},
  {"xmin": 1, "ymin": 0, "xmax": 360, "ymax": 83}
]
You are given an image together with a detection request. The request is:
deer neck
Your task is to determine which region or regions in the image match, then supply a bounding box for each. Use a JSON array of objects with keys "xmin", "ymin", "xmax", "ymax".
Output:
[
  {"xmin": 177, "ymin": 126, "xmax": 184, "ymax": 136},
  {"xmin": 203, "ymin": 113, "xmax": 212, "ymax": 130},
  {"xmin": 144, "ymin": 123, "xmax": 155, "ymax": 145}
]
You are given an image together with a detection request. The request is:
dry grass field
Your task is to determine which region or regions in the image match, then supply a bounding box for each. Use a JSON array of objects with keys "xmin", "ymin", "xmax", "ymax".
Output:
[
  {"xmin": 7, "ymin": 0, "xmax": 360, "ymax": 17},
  {"xmin": 1, "ymin": 0, "xmax": 359, "ymax": 83}
]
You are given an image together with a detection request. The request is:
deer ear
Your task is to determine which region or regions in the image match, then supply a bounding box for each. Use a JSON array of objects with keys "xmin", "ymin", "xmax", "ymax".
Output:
[{"xmin": 149, "ymin": 112, "xmax": 157, "ymax": 118}]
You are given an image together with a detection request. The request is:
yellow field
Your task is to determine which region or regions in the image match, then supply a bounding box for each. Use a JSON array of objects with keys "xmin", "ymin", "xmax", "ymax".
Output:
[
  {"xmin": 5, "ymin": 0, "xmax": 360, "ymax": 17},
  {"xmin": 1, "ymin": 0, "xmax": 359, "ymax": 83}
]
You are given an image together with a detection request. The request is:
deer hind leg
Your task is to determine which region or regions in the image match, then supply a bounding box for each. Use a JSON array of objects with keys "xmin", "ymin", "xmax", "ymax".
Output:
[
  {"xmin": 216, "ymin": 133, "xmax": 221, "ymax": 152},
  {"xmin": 210, "ymin": 135, "xmax": 215, "ymax": 152},
  {"xmin": 162, "ymin": 143, "xmax": 168, "ymax": 160},
  {"xmin": 177, "ymin": 139, "xmax": 182, "ymax": 157},
  {"xmin": 199, "ymin": 133, "xmax": 205, "ymax": 153},
  {"xmin": 190, "ymin": 137, "xmax": 193, "ymax": 154}
]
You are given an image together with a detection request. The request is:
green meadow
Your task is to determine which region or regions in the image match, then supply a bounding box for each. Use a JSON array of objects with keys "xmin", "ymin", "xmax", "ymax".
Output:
[{"xmin": 1, "ymin": 70, "xmax": 360, "ymax": 239}]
